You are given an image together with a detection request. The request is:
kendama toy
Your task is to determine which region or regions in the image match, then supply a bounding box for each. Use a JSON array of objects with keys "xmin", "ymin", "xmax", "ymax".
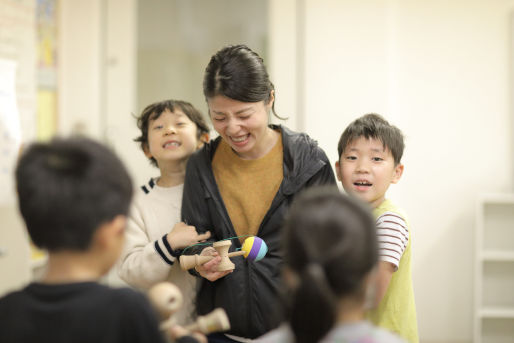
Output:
[
  {"xmin": 179, "ymin": 236, "xmax": 268, "ymax": 272},
  {"xmin": 148, "ymin": 281, "xmax": 230, "ymax": 334}
]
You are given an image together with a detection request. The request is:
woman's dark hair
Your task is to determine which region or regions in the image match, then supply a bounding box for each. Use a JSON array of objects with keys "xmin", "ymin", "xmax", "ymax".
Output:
[
  {"xmin": 203, "ymin": 44, "xmax": 284, "ymax": 119},
  {"xmin": 283, "ymin": 186, "xmax": 378, "ymax": 343}
]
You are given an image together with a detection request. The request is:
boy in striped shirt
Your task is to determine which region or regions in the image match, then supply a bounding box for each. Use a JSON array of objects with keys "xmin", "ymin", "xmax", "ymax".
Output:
[{"xmin": 335, "ymin": 113, "xmax": 419, "ymax": 343}]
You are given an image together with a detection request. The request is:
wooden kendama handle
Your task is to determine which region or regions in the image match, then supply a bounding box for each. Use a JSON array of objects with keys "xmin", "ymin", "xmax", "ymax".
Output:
[
  {"xmin": 227, "ymin": 250, "xmax": 246, "ymax": 258},
  {"xmin": 179, "ymin": 254, "xmax": 213, "ymax": 271},
  {"xmin": 179, "ymin": 250, "xmax": 247, "ymax": 271}
]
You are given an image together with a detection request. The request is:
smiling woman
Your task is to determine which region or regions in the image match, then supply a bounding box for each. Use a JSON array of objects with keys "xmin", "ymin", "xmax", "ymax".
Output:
[
  {"xmin": 181, "ymin": 44, "xmax": 338, "ymax": 342},
  {"xmin": 207, "ymin": 95, "xmax": 277, "ymax": 160}
]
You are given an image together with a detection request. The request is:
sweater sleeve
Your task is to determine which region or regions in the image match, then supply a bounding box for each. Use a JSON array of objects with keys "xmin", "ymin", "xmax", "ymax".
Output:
[{"xmin": 117, "ymin": 200, "xmax": 176, "ymax": 289}]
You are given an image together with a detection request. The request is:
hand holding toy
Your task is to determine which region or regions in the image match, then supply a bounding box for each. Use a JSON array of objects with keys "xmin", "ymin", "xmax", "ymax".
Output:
[{"xmin": 179, "ymin": 236, "xmax": 268, "ymax": 272}]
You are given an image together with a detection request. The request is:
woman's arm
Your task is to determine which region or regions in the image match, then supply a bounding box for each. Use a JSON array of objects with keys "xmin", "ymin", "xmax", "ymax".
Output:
[
  {"xmin": 181, "ymin": 155, "xmax": 211, "ymax": 237},
  {"xmin": 181, "ymin": 154, "xmax": 229, "ymax": 281}
]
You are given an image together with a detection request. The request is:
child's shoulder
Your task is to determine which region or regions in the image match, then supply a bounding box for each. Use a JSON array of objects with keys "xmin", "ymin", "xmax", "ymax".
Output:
[
  {"xmin": 136, "ymin": 178, "xmax": 184, "ymax": 199},
  {"xmin": 131, "ymin": 178, "xmax": 183, "ymax": 220},
  {"xmin": 0, "ymin": 282, "xmax": 144, "ymax": 310},
  {"xmin": 374, "ymin": 199, "xmax": 408, "ymax": 221},
  {"xmin": 138, "ymin": 177, "xmax": 159, "ymax": 195},
  {"xmin": 0, "ymin": 282, "xmax": 163, "ymax": 343}
]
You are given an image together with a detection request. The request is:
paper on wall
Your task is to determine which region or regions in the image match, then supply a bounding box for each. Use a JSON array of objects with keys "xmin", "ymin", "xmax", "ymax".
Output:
[{"xmin": 0, "ymin": 58, "xmax": 21, "ymax": 206}]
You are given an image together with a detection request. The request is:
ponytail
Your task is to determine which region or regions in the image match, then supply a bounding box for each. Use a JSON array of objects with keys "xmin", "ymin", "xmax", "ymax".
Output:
[
  {"xmin": 282, "ymin": 187, "xmax": 379, "ymax": 343},
  {"xmin": 290, "ymin": 263, "xmax": 337, "ymax": 343}
]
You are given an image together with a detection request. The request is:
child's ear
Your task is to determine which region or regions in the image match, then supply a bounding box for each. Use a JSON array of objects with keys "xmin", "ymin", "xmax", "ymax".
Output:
[
  {"xmin": 197, "ymin": 133, "xmax": 210, "ymax": 149},
  {"xmin": 334, "ymin": 160, "xmax": 342, "ymax": 182},
  {"xmin": 94, "ymin": 215, "xmax": 126, "ymax": 249},
  {"xmin": 391, "ymin": 163, "xmax": 404, "ymax": 184},
  {"xmin": 143, "ymin": 143, "xmax": 152, "ymax": 159}
]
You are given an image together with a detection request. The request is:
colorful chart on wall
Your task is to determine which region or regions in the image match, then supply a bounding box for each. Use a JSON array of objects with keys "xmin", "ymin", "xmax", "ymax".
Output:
[{"xmin": 37, "ymin": 0, "xmax": 58, "ymax": 141}]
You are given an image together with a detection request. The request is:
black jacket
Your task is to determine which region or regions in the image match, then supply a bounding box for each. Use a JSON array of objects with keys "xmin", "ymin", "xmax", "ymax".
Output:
[{"xmin": 181, "ymin": 125, "xmax": 337, "ymax": 338}]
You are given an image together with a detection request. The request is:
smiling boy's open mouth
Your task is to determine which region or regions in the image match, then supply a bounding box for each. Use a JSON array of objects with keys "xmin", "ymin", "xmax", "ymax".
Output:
[{"xmin": 354, "ymin": 181, "xmax": 372, "ymax": 186}]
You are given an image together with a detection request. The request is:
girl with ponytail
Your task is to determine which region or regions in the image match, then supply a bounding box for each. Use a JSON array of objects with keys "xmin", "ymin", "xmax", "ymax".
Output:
[{"xmin": 258, "ymin": 187, "xmax": 405, "ymax": 343}]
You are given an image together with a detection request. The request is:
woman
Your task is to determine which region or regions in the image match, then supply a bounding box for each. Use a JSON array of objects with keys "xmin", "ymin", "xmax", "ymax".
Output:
[{"xmin": 181, "ymin": 44, "xmax": 336, "ymax": 342}]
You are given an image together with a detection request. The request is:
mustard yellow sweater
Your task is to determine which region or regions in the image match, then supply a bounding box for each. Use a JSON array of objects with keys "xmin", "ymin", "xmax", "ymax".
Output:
[{"xmin": 212, "ymin": 136, "xmax": 283, "ymax": 239}]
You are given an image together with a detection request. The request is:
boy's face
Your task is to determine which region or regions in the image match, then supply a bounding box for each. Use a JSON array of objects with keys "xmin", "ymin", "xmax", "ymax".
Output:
[
  {"xmin": 144, "ymin": 109, "xmax": 205, "ymax": 167},
  {"xmin": 335, "ymin": 136, "xmax": 403, "ymax": 208}
]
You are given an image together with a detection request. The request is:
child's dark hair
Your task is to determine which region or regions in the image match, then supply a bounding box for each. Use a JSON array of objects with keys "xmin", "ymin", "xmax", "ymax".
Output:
[
  {"xmin": 203, "ymin": 44, "xmax": 284, "ymax": 120},
  {"xmin": 15, "ymin": 136, "xmax": 133, "ymax": 252},
  {"xmin": 337, "ymin": 113, "xmax": 405, "ymax": 165},
  {"xmin": 283, "ymin": 186, "xmax": 378, "ymax": 343},
  {"xmin": 134, "ymin": 99, "xmax": 210, "ymax": 167}
]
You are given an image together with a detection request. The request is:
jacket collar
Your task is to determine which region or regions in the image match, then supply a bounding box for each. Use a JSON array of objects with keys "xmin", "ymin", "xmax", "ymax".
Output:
[
  {"xmin": 199, "ymin": 124, "xmax": 328, "ymax": 196},
  {"xmin": 276, "ymin": 124, "xmax": 328, "ymax": 195}
]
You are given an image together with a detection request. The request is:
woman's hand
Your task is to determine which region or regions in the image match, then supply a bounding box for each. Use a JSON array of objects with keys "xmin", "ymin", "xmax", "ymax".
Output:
[{"xmin": 195, "ymin": 247, "xmax": 232, "ymax": 281}]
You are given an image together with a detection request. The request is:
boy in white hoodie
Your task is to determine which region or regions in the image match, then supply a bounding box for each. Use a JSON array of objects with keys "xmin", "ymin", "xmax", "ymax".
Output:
[{"xmin": 118, "ymin": 100, "xmax": 211, "ymax": 325}]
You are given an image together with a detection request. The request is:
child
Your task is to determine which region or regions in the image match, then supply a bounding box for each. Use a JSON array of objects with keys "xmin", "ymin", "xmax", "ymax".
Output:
[
  {"xmin": 334, "ymin": 113, "xmax": 418, "ymax": 342},
  {"xmin": 0, "ymin": 137, "xmax": 166, "ymax": 343},
  {"xmin": 117, "ymin": 99, "xmax": 211, "ymax": 325},
  {"xmin": 257, "ymin": 187, "xmax": 405, "ymax": 343}
]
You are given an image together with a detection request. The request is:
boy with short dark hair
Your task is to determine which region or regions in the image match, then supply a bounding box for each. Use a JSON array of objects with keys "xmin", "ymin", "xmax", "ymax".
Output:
[
  {"xmin": 118, "ymin": 100, "xmax": 211, "ymax": 324},
  {"xmin": 335, "ymin": 113, "xmax": 419, "ymax": 343},
  {"xmin": 0, "ymin": 137, "xmax": 166, "ymax": 343}
]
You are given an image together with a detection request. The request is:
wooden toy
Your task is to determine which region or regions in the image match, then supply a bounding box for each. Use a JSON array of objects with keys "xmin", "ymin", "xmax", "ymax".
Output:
[
  {"xmin": 179, "ymin": 236, "xmax": 268, "ymax": 272},
  {"xmin": 148, "ymin": 282, "xmax": 230, "ymax": 334},
  {"xmin": 184, "ymin": 308, "xmax": 230, "ymax": 334},
  {"xmin": 148, "ymin": 282, "xmax": 183, "ymax": 322}
]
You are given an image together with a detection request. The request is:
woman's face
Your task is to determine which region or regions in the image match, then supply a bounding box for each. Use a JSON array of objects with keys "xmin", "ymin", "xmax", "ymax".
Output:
[{"xmin": 207, "ymin": 95, "xmax": 274, "ymax": 160}]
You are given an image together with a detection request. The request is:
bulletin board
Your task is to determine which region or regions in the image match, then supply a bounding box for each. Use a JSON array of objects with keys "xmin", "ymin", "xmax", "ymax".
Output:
[
  {"xmin": 0, "ymin": 0, "xmax": 58, "ymax": 202},
  {"xmin": 0, "ymin": 0, "xmax": 37, "ymax": 206},
  {"xmin": 36, "ymin": 0, "xmax": 58, "ymax": 141},
  {"xmin": 0, "ymin": 0, "xmax": 57, "ymax": 264}
]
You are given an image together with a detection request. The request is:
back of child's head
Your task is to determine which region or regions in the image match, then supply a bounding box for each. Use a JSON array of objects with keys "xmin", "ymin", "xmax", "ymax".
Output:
[
  {"xmin": 15, "ymin": 136, "xmax": 133, "ymax": 252},
  {"xmin": 283, "ymin": 186, "xmax": 378, "ymax": 343},
  {"xmin": 134, "ymin": 99, "xmax": 210, "ymax": 167},
  {"xmin": 337, "ymin": 113, "xmax": 404, "ymax": 165}
]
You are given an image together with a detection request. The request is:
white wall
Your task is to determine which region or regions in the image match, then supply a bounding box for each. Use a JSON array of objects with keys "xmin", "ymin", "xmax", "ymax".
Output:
[
  {"xmin": 268, "ymin": 0, "xmax": 299, "ymax": 129},
  {"xmin": 299, "ymin": 1, "xmax": 514, "ymax": 342},
  {"xmin": 58, "ymin": 0, "xmax": 103, "ymax": 138}
]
